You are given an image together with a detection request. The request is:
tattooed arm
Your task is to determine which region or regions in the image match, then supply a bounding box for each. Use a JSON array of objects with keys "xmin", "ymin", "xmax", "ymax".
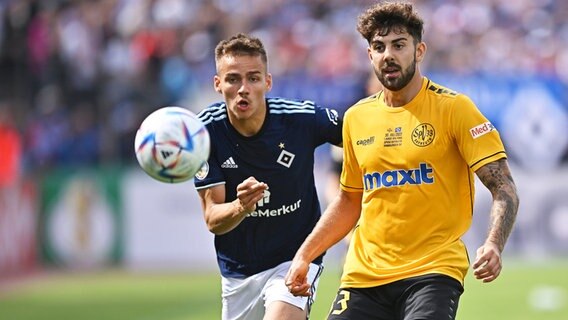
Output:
[{"xmin": 472, "ymin": 158, "xmax": 520, "ymax": 283}]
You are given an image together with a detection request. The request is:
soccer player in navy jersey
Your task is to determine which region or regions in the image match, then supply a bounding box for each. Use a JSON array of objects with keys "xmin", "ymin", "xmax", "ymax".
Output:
[{"xmin": 193, "ymin": 33, "xmax": 342, "ymax": 320}]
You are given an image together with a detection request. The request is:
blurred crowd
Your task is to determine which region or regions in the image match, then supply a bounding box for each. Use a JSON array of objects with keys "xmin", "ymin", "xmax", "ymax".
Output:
[{"xmin": 0, "ymin": 0, "xmax": 567, "ymax": 174}]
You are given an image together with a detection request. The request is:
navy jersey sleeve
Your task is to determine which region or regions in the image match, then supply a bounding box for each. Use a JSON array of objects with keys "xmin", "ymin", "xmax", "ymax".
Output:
[
  {"xmin": 193, "ymin": 137, "xmax": 225, "ymax": 190},
  {"xmin": 314, "ymin": 104, "xmax": 342, "ymax": 146},
  {"xmin": 193, "ymin": 105, "xmax": 226, "ymax": 190}
]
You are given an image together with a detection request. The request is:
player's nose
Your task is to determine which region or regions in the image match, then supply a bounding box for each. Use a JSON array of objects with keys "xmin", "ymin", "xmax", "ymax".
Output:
[{"xmin": 237, "ymin": 80, "xmax": 250, "ymax": 95}]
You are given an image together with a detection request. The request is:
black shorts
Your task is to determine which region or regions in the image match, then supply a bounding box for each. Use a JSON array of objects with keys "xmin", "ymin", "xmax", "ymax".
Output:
[{"xmin": 327, "ymin": 274, "xmax": 464, "ymax": 320}]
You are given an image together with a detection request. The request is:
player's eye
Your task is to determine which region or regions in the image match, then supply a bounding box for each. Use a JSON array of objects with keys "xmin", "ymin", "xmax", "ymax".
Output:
[{"xmin": 374, "ymin": 44, "xmax": 385, "ymax": 52}]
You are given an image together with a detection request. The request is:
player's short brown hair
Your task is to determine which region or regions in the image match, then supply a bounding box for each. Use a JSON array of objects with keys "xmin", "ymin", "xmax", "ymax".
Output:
[
  {"xmin": 357, "ymin": 1, "xmax": 424, "ymax": 44},
  {"xmin": 214, "ymin": 33, "xmax": 268, "ymax": 70}
]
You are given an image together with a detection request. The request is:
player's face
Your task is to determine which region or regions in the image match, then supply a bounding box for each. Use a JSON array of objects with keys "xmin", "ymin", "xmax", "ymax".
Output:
[
  {"xmin": 368, "ymin": 30, "xmax": 425, "ymax": 91},
  {"xmin": 214, "ymin": 54, "xmax": 272, "ymax": 126}
]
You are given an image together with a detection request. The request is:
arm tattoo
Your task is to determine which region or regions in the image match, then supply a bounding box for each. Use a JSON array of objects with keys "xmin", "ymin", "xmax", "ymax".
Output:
[{"xmin": 475, "ymin": 159, "xmax": 520, "ymax": 252}]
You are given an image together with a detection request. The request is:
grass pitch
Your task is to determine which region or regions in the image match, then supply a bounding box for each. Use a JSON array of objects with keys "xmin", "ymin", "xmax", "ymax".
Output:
[{"xmin": 1, "ymin": 260, "xmax": 567, "ymax": 320}]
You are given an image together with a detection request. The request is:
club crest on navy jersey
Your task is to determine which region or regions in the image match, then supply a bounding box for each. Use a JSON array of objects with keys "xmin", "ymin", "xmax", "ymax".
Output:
[{"xmin": 277, "ymin": 149, "xmax": 295, "ymax": 168}]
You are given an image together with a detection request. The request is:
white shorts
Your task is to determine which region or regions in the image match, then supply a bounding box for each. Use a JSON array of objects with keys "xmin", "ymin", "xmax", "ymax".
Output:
[{"xmin": 221, "ymin": 261, "xmax": 323, "ymax": 320}]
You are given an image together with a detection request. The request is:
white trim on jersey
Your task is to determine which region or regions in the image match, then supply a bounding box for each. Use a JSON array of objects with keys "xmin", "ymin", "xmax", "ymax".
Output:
[
  {"xmin": 194, "ymin": 181, "xmax": 226, "ymax": 191},
  {"xmin": 269, "ymin": 109, "xmax": 315, "ymax": 115},
  {"xmin": 198, "ymin": 98, "xmax": 318, "ymax": 125},
  {"xmin": 268, "ymin": 99, "xmax": 316, "ymax": 114},
  {"xmin": 198, "ymin": 103, "xmax": 228, "ymax": 125},
  {"xmin": 268, "ymin": 98, "xmax": 315, "ymax": 107}
]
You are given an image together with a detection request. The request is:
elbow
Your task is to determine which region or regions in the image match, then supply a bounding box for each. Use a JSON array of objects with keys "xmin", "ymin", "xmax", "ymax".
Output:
[
  {"xmin": 513, "ymin": 194, "xmax": 520, "ymax": 217},
  {"xmin": 510, "ymin": 184, "xmax": 520, "ymax": 212},
  {"xmin": 205, "ymin": 220, "xmax": 222, "ymax": 235},
  {"xmin": 205, "ymin": 219, "xmax": 231, "ymax": 235},
  {"xmin": 513, "ymin": 190, "xmax": 520, "ymax": 210},
  {"xmin": 497, "ymin": 186, "xmax": 520, "ymax": 218}
]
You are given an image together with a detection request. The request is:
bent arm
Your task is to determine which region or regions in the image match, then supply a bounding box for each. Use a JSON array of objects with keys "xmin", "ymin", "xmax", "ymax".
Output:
[
  {"xmin": 475, "ymin": 158, "xmax": 519, "ymax": 252},
  {"xmin": 472, "ymin": 158, "xmax": 519, "ymax": 282},
  {"xmin": 198, "ymin": 177, "xmax": 268, "ymax": 235},
  {"xmin": 286, "ymin": 189, "xmax": 362, "ymax": 295},
  {"xmin": 297, "ymin": 189, "xmax": 361, "ymax": 265}
]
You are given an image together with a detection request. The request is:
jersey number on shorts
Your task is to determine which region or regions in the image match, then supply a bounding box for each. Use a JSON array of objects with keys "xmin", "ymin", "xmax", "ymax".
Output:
[{"xmin": 329, "ymin": 290, "xmax": 350, "ymax": 315}]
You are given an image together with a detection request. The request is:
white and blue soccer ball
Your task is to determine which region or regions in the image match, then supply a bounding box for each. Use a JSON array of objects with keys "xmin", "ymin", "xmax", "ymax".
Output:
[{"xmin": 134, "ymin": 106, "xmax": 210, "ymax": 183}]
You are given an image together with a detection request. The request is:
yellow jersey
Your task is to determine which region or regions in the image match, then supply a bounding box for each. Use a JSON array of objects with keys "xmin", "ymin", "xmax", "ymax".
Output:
[{"xmin": 339, "ymin": 77, "xmax": 506, "ymax": 288}]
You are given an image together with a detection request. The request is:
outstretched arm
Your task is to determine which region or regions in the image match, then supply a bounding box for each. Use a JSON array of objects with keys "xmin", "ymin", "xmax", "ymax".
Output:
[
  {"xmin": 198, "ymin": 176, "xmax": 268, "ymax": 235},
  {"xmin": 473, "ymin": 158, "xmax": 519, "ymax": 282},
  {"xmin": 285, "ymin": 189, "xmax": 362, "ymax": 296}
]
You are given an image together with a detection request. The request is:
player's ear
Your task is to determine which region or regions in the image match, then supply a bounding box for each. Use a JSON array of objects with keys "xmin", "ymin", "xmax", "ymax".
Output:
[
  {"xmin": 416, "ymin": 41, "xmax": 426, "ymax": 63},
  {"xmin": 214, "ymin": 75, "xmax": 222, "ymax": 93},
  {"xmin": 265, "ymin": 73, "xmax": 272, "ymax": 92}
]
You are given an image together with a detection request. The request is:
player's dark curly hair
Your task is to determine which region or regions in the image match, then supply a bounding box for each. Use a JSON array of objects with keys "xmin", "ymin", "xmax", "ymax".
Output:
[
  {"xmin": 357, "ymin": 1, "xmax": 424, "ymax": 45},
  {"xmin": 214, "ymin": 33, "xmax": 268, "ymax": 69}
]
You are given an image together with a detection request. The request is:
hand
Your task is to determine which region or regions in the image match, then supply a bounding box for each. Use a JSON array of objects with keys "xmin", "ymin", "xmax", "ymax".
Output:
[
  {"xmin": 285, "ymin": 259, "xmax": 312, "ymax": 297},
  {"xmin": 472, "ymin": 242, "xmax": 502, "ymax": 283},
  {"xmin": 235, "ymin": 177, "xmax": 268, "ymax": 214}
]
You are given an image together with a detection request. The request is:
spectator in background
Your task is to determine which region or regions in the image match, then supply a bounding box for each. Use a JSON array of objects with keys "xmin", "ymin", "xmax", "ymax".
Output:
[
  {"xmin": 193, "ymin": 33, "xmax": 342, "ymax": 320},
  {"xmin": 1, "ymin": 0, "xmax": 567, "ymax": 170},
  {"xmin": 285, "ymin": 2, "xmax": 519, "ymax": 319},
  {"xmin": 0, "ymin": 102, "xmax": 22, "ymax": 219}
]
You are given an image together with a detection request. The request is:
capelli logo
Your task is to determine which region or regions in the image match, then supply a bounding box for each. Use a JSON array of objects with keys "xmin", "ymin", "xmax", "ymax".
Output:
[{"xmin": 356, "ymin": 136, "xmax": 375, "ymax": 146}]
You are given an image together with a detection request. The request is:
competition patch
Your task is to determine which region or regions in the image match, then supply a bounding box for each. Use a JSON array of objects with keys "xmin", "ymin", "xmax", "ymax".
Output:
[
  {"xmin": 194, "ymin": 162, "xmax": 209, "ymax": 180},
  {"xmin": 412, "ymin": 123, "xmax": 435, "ymax": 147},
  {"xmin": 470, "ymin": 122, "xmax": 495, "ymax": 139},
  {"xmin": 384, "ymin": 127, "xmax": 402, "ymax": 147}
]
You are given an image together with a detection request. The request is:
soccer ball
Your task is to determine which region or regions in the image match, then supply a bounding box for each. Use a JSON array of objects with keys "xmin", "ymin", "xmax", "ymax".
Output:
[{"xmin": 134, "ymin": 106, "xmax": 210, "ymax": 183}]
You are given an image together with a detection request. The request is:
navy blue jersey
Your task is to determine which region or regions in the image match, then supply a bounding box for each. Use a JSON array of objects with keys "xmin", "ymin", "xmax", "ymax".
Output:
[{"xmin": 194, "ymin": 97, "xmax": 342, "ymax": 278}]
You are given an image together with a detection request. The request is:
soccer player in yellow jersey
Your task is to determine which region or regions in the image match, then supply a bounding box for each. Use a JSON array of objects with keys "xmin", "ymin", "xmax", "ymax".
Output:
[{"xmin": 285, "ymin": 2, "xmax": 520, "ymax": 319}]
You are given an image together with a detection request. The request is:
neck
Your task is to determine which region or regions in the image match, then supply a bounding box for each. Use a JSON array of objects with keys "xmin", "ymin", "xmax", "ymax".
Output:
[
  {"xmin": 382, "ymin": 72, "xmax": 423, "ymax": 107},
  {"xmin": 230, "ymin": 103, "xmax": 267, "ymax": 137}
]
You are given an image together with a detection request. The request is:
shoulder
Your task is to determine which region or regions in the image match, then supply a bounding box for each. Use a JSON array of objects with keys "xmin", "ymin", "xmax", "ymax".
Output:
[
  {"xmin": 344, "ymin": 93, "xmax": 379, "ymax": 118},
  {"xmin": 196, "ymin": 102, "xmax": 227, "ymax": 126},
  {"xmin": 424, "ymin": 78, "xmax": 475, "ymax": 110},
  {"xmin": 424, "ymin": 78, "xmax": 474, "ymax": 102},
  {"xmin": 424, "ymin": 79, "xmax": 460, "ymax": 99}
]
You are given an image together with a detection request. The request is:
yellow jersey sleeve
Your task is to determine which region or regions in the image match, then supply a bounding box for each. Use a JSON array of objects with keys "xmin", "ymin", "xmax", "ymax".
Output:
[{"xmin": 450, "ymin": 95, "xmax": 507, "ymax": 172}]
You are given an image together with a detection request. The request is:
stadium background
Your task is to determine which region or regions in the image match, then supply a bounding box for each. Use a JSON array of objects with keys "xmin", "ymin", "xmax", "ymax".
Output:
[{"xmin": 0, "ymin": 0, "xmax": 567, "ymax": 319}]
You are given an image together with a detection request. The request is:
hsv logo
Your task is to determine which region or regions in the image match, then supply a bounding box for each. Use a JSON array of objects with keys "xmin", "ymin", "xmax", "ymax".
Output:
[
  {"xmin": 363, "ymin": 163, "xmax": 434, "ymax": 191},
  {"xmin": 277, "ymin": 150, "xmax": 295, "ymax": 168},
  {"xmin": 470, "ymin": 122, "xmax": 495, "ymax": 139}
]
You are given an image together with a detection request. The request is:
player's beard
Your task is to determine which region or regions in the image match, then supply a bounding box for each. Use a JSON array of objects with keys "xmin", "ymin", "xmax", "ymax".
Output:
[{"xmin": 375, "ymin": 56, "xmax": 416, "ymax": 92}]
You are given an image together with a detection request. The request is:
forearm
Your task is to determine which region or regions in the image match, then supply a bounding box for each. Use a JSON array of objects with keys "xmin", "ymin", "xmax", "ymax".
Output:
[
  {"xmin": 205, "ymin": 199, "xmax": 248, "ymax": 235},
  {"xmin": 485, "ymin": 188, "xmax": 519, "ymax": 252},
  {"xmin": 476, "ymin": 159, "xmax": 520, "ymax": 252},
  {"xmin": 295, "ymin": 191, "xmax": 361, "ymax": 264}
]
